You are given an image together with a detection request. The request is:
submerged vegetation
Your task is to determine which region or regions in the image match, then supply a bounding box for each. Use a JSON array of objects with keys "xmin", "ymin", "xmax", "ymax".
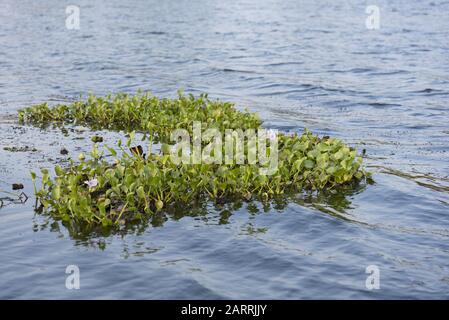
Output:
[
  {"xmin": 3, "ymin": 146, "xmax": 37, "ymax": 152},
  {"xmin": 19, "ymin": 92, "xmax": 370, "ymax": 229}
]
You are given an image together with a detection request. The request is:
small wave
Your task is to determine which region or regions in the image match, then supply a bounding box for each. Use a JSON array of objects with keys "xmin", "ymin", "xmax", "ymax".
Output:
[
  {"xmin": 375, "ymin": 166, "xmax": 449, "ymax": 194},
  {"xmin": 368, "ymin": 70, "xmax": 410, "ymax": 76},
  {"xmin": 215, "ymin": 67, "xmax": 257, "ymax": 74},
  {"xmin": 410, "ymin": 88, "xmax": 449, "ymax": 96},
  {"xmin": 264, "ymin": 61, "xmax": 304, "ymax": 67},
  {"xmin": 331, "ymin": 68, "xmax": 374, "ymax": 74},
  {"xmin": 144, "ymin": 31, "xmax": 167, "ymax": 35},
  {"xmin": 367, "ymin": 102, "xmax": 402, "ymax": 109}
]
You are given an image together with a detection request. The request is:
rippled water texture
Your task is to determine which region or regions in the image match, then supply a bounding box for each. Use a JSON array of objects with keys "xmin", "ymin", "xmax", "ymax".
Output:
[{"xmin": 1, "ymin": 0, "xmax": 449, "ymax": 299}]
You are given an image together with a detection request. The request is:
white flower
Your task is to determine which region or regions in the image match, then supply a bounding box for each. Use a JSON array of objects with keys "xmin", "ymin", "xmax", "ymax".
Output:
[
  {"xmin": 266, "ymin": 129, "xmax": 278, "ymax": 141},
  {"xmin": 84, "ymin": 178, "xmax": 98, "ymax": 188}
]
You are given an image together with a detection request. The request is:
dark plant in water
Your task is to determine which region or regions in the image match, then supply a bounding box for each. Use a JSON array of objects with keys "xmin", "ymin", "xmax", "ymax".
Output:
[{"xmin": 19, "ymin": 92, "xmax": 370, "ymax": 229}]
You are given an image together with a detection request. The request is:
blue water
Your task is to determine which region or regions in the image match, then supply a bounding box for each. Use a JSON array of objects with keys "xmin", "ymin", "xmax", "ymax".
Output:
[{"xmin": 1, "ymin": 0, "xmax": 449, "ymax": 299}]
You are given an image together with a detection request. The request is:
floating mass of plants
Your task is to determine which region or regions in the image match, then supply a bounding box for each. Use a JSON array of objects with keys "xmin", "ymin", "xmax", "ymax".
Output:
[
  {"xmin": 18, "ymin": 92, "xmax": 370, "ymax": 230},
  {"xmin": 18, "ymin": 92, "xmax": 262, "ymax": 143}
]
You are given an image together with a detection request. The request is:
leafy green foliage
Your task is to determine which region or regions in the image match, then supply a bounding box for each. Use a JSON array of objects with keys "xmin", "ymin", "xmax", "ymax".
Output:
[
  {"xmin": 20, "ymin": 92, "xmax": 370, "ymax": 229},
  {"xmin": 19, "ymin": 91, "xmax": 262, "ymax": 142}
]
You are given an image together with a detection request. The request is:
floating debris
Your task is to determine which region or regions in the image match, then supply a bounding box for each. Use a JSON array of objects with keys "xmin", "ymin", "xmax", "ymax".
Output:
[
  {"xmin": 3, "ymin": 146, "xmax": 37, "ymax": 152},
  {"xmin": 91, "ymin": 136, "xmax": 104, "ymax": 143},
  {"xmin": 12, "ymin": 183, "xmax": 24, "ymax": 190},
  {"xmin": 129, "ymin": 145, "xmax": 145, "ymax": 158}
]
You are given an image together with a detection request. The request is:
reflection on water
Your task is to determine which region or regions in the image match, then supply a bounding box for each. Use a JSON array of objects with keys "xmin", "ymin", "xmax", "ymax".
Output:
[{"xmin": 31, "ymin": 180, "xmax": 369, "ymax": 246}]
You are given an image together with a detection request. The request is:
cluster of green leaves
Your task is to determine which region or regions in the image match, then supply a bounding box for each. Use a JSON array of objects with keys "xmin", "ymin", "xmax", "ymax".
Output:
[
  {"xmin": 19, "ymin": 92, "xmax": 370, "ymax": 229},
  {"xmin": 31, "ymin": 129, "xmax": 368, "ymax": 228},
  {"xmin": 18, "ymin": 91, "xmax": 262, "ymax": 142}
]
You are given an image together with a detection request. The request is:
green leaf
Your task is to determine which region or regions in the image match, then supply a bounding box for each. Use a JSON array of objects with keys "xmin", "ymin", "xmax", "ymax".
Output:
[
  {"xmin": 156, "ymin": 199, "xmax": 164, "ymax": 211},
  {"xmin": 304, "ymin": 159, "xmax": 314, "ymax": 169},
  {"xmin": 137, "ymin": 186, "xmax": 145, "ymax": 199},
  {"xmin": 161, "ymin": 144, "xmax": 171, "ymax": 155},
  {"xmin": 55, "ymin": 165, "xmax": 64, "ymax": 176},
  {"xmin": 51, "ymin": 186, "xmax": 61, "ymax": 200}
]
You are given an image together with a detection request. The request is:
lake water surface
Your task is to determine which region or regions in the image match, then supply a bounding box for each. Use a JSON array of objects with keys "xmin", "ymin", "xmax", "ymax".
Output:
[{"xmin": 1, "ymin": 0, "xmax": 449, "ymax": 299}]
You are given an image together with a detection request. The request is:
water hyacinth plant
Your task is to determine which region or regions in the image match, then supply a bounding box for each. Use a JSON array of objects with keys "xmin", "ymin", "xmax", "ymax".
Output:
[
  {"xmin": 20, "ymin": 92, "xmax": 370, "ymax": 229},
  {"xmin": 18, "ymin": 91, "xmax": 262, "ymax": 143}
]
